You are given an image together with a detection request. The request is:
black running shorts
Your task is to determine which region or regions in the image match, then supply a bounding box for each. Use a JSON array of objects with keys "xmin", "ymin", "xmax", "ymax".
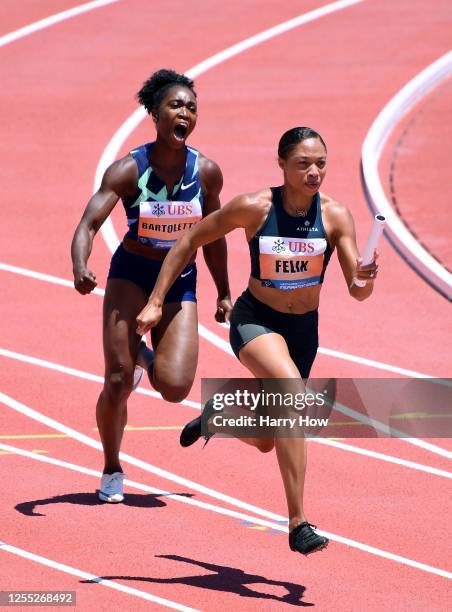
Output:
[{"xmin": 229, "ymin": 289, "xmax": 318, "ymax": 379}]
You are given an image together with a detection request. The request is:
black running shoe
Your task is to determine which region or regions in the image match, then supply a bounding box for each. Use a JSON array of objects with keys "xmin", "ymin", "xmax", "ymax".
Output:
[
  {"xmin": 289, "ymin": 522, "xmax": 329, "ymax": 555},
  {"xmin": 180, "ymin": 399, "xmax": 216, "ymax": 448},
  {"xmin": 179, "ymin": 415, "xmax": 202, "ymax": 447}
]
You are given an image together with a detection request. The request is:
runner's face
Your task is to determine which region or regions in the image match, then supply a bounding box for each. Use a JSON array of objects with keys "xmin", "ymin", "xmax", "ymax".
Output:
[
  {"xmin": 279, "ymin": 138, "xmax": 327, "ymax": 195},
  {"xmin": 154, "ymin": 86, "xmax": 198, "ymax": 147}
]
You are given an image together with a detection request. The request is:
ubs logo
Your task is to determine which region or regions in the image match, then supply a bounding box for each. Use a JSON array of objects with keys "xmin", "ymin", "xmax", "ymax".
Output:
[
  {"xmin": 288, "ymin": 241, "xmax": 315, "ymax": 254},
  {"xmin": 152, "ymin": 203, "xmax": 165, "ymax": 217},
  {"xmin": 272, "ymin": 239, "xmax": 286, "ymax": 254}
]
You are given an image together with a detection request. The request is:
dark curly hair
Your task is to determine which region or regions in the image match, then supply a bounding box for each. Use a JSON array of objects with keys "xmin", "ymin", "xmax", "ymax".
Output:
[
  {"xmin": 137, "ymin": 69, "xmax": 196, "ymax": 116},
  {"xmin": 278, "ymin": 127, "xmax": 327, "ymax": 159}
]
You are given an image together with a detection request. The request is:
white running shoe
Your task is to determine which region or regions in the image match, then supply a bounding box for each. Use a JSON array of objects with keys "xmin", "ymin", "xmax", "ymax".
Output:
[{"xmin": 99, "ymin": 472, "xmax": 126, "ymax": 503}]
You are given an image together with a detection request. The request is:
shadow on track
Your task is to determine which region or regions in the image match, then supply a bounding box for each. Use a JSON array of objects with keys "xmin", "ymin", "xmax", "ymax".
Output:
[
  {"xmin": 15, "ymin": 492, "xmax": 194, "ymax": 516},
  {"xmin": 82, "ymin": 554, "xmax": 313, "ymax": 606}
]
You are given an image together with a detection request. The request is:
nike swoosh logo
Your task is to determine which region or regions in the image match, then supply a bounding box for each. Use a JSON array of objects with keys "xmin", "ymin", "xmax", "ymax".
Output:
[
  {"xmin": 181, "ymin": 269, "xmax": 193, "ymax": 278},
  {"xmin": 180, "ymin": 181, "xmax": 196, "ymax": 191}
]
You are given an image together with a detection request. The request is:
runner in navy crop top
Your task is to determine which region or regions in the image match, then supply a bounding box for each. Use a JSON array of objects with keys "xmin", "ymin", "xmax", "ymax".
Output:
[
  {"xmin": 71, "ymin": 69, "xmax": 232, "ymax": 504},
  {"xmin": 137, "ymin": 127, "xmax": 380, "ymax": 557},
  {"xmin": 249, "ymin": 186, "xmax": 333, "ymax": 290}
]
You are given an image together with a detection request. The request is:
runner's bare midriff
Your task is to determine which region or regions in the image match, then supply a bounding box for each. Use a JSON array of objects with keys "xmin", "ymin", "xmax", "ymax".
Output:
[
  {"xmin": 248, "ymin": 276, "xmax": 321, "ymax": 314},
  {"xmin": 123, "ymin": 236, "xmax": 197, "ymax": 264}
]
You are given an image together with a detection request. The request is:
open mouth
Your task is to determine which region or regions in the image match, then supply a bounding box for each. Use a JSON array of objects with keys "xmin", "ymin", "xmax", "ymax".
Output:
[{"xmin": 174, "ymin": 123, "xmax": 188, "ymax": 140}]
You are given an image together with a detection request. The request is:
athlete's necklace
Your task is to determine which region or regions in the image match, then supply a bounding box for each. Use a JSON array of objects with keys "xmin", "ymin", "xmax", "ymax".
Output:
[{"xmin": 282, "ymin": 187, "xmax": 310, "ymax": 217}]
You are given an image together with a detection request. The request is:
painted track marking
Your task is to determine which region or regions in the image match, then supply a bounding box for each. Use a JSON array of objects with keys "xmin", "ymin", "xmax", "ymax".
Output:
[
  {"xmin": 2, "ymin": 441, "xmax": 451, "ymax": 580},
  {"xmin": 0, "ymin": 0, "xmax": 119, "ymax": 48},
  {"xmin": 0, "ymin": 261, "xmax": 433, "ymax": 378},
  {"xmin": 1, "ymin": 347, "xmax": 451, "ymax": 475},
  {"xmin": 1, "ymin": 0, "xmax": 448, "ymax": 604},
  {"xmin": 94, "ymin": 0, "xmax": 370, "ymax": 366},
  {"xmin": 0, "ymin": 542, "xmax": 198, "ymax": 611}
]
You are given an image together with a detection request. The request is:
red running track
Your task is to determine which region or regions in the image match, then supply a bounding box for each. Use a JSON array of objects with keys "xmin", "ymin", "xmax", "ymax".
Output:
[{"xmin": 1, "ymin": 1, "xmax": 451, "ymax": 610}]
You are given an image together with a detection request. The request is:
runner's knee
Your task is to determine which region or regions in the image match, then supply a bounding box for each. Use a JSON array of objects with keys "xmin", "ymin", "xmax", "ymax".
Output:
[
  {"xmin": 255, "ymin": 438, "xmax": 275, "ymax": 453},
  {"xmin": 103, "ymin": 367, "xmax": 133, "ymax": 402},
  {"xmin": 158, "ymin": 381, "xmax": 193, "ymax": 403}
]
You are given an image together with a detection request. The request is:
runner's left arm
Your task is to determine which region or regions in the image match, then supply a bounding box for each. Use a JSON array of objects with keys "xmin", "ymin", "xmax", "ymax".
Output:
[
  {"xmin": 330, "ymin": 203, "xmax": 379, "ymax": 301},
  {"xmin": 136, "ymin": 194, "xmax": 250, "ymax": 334},
  {"xmin": 199, "ymin": 158, "xmax": 232, "ymax": 322}
]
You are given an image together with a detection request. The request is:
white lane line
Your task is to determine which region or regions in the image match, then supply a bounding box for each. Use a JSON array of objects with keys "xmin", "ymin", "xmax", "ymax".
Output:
[
  {"xmin": 0, "ymin": 441, "xmax": 285, "ymax": 525},
  {"xmin": 314, "ymin": 438, "xmax": 451, "ymax": 478},
  {"xmin": 0, "ymin": 346, "xmax": 200, "ymax": 410},
  {"xmin": 4, "ymin": 260, "xmax": 449, "ymax": 461},
  {"xmin": 330, "ymin": 398, "xmax": 452, "ymax": 460},
  {"xmin": 0, "ymin": 261, "xmax": 433, "ymax": 378},
  {"xmin": 1, "ymin": 346, "xmax": 451, "ymax": 473},
  {"xmin": 2, "ymin": 385, "xmax": 452, "ymax": 539},
  {"xmin": 317, "ymin": 346, "xmax": 432, "ymax": 378},
  {"xmin": 0, "ymin": 546, "xmax": 197, "ymax": 611},
  {"xmin": 188, "ymin": 0, "xmax": 366, "ymax": 78},
  {"xmin": 95, "ymin": 0, "xmax": 366, "ymax": 184},
  {"xmin": 0, "ymin": 0, "xmax": 119, "ymax": 48},
  {"xmin": 2, "ymin": 0, "xmax": 449, "ymax": 588},
  {"xmin": 0, "ymin": 388, "xmax": 316, "ymax": 521},
  {"xmin": 0, "ymin": 542, "xmax": 199, "ymax": 611},
  {"xmin": 94, "ymin": 0, "xmax": 366, "ymax": 193},
  {"xmin": 93, "ymin": 0, "xmax": 369, "ymax": 363},
  {"xmin": 1, "ymin": 441, "xmax": 451, "ymax": 581},
  {"xmin": 0, "ymin": 261, "xmax": 103, "ymax": 294},
  {"xmin": 361, "ymin": 51, "xmax": 452, "ymax": 300},
  {"xmin": 6, "ymin": 256, "xmax": 446, "ymax": 458}
]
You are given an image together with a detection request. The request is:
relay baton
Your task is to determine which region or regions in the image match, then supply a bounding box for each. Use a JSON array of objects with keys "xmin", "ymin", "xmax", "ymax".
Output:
[{"xmin": 353, "ymin": 214, "xmax": 386, "ymax": 287}]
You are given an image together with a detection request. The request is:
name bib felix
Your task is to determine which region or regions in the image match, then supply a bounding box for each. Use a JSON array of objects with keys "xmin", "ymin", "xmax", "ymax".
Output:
[{"xmin": 259, "ymin": 235, "xmax": 327, "ymax": 291}]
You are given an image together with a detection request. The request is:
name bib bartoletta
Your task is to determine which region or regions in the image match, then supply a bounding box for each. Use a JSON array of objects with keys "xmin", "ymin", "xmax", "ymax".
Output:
[{"xmin": 138, "ymin": 200, "xmax": 202, "ymax": 249}]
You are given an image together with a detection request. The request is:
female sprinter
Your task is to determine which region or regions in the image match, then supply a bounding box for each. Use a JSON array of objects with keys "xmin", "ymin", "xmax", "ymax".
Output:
[
  {"xmin": 71, "ymin": 69, "xmax": 232, "ymax": 503},
  {"xmin": 135, "ymin": 127, "xmax": 379, "ymax": 555}
]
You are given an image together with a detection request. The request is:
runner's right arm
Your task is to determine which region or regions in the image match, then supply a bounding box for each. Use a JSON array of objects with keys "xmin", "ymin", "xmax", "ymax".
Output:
[
  {"xmin": 136, "ymin": 194, "xmax": 255, "ymax": 333},
  {"xmin": 71, "ymin": 157, "xmax": 137, "ymax": 294}
]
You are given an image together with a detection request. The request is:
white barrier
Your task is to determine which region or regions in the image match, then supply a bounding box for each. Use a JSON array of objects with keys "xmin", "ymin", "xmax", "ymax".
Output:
[{"xmin": 361, "ymin": 51, "xmax": 452, "ymax": 300}]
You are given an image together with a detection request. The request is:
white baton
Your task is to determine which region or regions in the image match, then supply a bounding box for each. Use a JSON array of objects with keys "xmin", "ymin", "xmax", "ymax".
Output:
[{"xmin": 353, "ymin": 214, "xmax": 386, "ymax": 287}]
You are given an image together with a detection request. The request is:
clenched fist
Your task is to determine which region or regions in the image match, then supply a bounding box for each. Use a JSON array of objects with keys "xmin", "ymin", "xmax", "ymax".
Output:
[
  {"xmin": 136, "ymin": 301, "xmax": 163, "ymax": 335},
  {"xmin": 73, "ymin": 265, "xmax": 97, "ymax": 294}
]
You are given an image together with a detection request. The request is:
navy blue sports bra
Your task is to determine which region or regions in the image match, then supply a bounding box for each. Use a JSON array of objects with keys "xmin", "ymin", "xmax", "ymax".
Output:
[
  {"xmin": 121, "ymin": 142, "xmax": 203, "ymax": 250},
  {"xmin": 249, "ymin": 186, "xmax": 333, "ymax": 291}
]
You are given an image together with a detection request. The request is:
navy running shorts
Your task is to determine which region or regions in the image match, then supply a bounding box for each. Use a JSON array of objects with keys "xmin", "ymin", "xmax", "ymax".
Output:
[{"xmin": 107, "ymin": 243, "xmax": 197, "ymax": 303}]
